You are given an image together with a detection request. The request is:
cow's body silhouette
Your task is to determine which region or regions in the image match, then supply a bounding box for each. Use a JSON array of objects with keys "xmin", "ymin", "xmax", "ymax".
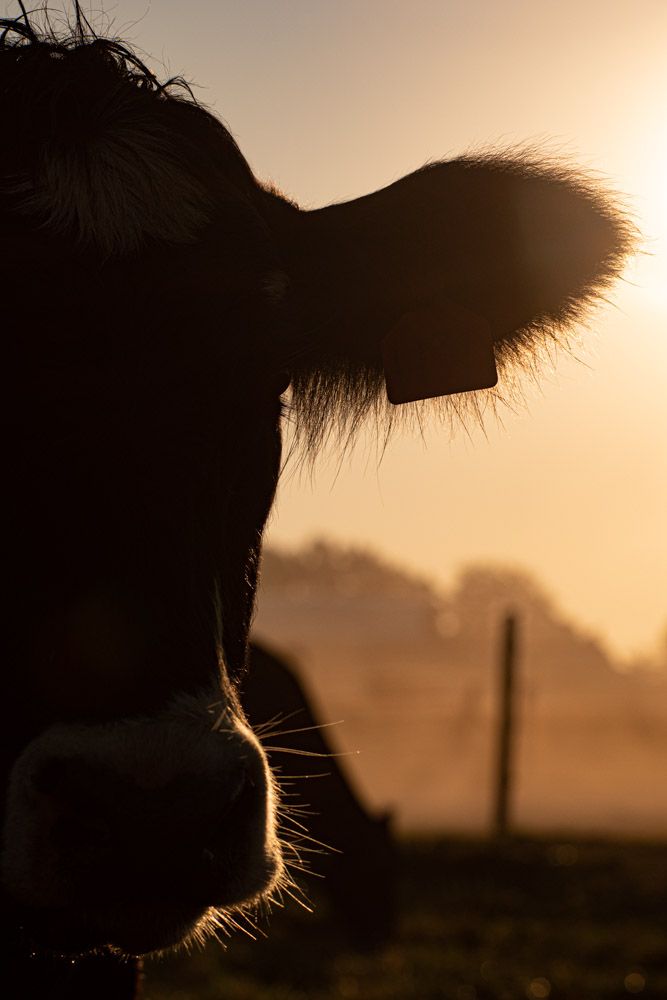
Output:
[
  {"xmin": 243, "ymin": 642, "xmax": 396, "ymax": 950},
  {"xmin": 0, "ymin": 5, "xmax": 634, "ymax": 998}
]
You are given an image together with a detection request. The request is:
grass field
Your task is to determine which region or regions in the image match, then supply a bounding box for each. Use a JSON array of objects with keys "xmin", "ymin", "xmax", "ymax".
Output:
[{"xmin": 144, "ymin": 837, "xmax": 667, "ymax": 1000}]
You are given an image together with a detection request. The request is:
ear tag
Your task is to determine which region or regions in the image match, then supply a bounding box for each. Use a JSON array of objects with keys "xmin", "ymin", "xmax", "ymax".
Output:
[{"xmin": 381, "ymin": 302, "xmax": 498, "ymax": 404}]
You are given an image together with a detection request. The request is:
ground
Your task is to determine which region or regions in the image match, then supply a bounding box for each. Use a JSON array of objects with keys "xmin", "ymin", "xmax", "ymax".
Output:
[{"xmin": 144, "ymin": 837, "xmax": 667, "ymax": 1000}]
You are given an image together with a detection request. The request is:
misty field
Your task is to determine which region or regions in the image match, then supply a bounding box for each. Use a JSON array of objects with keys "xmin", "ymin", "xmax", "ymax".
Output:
[{"xmin": 144, "ymin": 836, "xmax": 667, "ymax": 1000}]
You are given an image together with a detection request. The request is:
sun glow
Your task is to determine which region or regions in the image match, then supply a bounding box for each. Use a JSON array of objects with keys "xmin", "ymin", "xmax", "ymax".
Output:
[{"xmin": 625, "ymin": 127, "xmax": 667, "ymax": 311}]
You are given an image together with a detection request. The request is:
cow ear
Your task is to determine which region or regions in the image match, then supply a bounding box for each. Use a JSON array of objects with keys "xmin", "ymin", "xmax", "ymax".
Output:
[{"xmin": 282, "ymin": 156, "xmax": 635, "ymax": 406}]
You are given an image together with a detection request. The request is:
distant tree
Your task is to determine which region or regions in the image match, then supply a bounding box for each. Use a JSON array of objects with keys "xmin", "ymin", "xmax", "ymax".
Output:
[
  {"xmin": 446, "ymin": 564, "xmax": 628, "ymax": 695},
  {"xmin": 261, "ymin": 542, "xmax": 663, "ymax": 688},
  {"xmin": 262, "ymin": 538, "xmax": 440, "ymax": 602},
  {"xmin": 448, "ymin": 565, "xmax": 557, "ymax": 637}
]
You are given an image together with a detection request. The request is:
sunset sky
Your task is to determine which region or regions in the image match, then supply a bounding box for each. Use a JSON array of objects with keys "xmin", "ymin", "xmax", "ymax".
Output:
[{"xmin": 9, "ymin": 1, "xmax": 666, "ymax": 660}]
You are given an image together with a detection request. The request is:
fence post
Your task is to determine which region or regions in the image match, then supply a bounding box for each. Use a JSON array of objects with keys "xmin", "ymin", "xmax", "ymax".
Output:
[{"xmin": 493, "ymin": 612, "xmax": 519, "ymax": 839}]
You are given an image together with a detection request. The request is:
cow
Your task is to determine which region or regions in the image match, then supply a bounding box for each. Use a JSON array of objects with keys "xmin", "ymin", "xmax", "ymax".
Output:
[
  {"xmin": 0, "ymin": 4, "xmax": 635, "ymax": 998},
  {"xmin": 243, "ymin": 642, "xmax": 397, "ymax": 951}
]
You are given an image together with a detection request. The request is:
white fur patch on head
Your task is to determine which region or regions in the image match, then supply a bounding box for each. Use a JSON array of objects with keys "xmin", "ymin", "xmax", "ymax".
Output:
[{"xmin": 23, "ymin": 116, "xmax": 213, "ymax": 257}]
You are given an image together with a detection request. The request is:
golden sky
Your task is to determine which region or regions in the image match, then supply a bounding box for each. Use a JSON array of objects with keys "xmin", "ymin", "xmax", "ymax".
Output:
[{"xmin": 13, "ymin": 1, "xmax": 665, "ymax": 658}]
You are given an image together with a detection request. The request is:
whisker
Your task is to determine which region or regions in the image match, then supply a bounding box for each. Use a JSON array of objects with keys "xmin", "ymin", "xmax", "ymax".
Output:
[
  {"xmin": 277, "ymin": 805, "xmax": 317, "ymax": 817},
  {"xmin": 272, "ymin": 771, "xmax": 331, "ymax": 780},
  {"xmin": 280, "ymin": 884, "xmax": 314, "ymax": 913},
  {"xmin": 277, "ymin": 812, "xmax": 311, "ymax": 834},
  {"xmin": 263, "ymin": 746, "xmax": 357, "ymax": 759},
  {"xmin": 279, "ymin": 824, "xmax": 339, "ymax": 854},
  {"xmin": 281, "ymin": 841, "xmax": 329, "ymax": 856},
  {"xmin": 284, "ymin": 861, "xmax": 323, "ymax": 878},
  {"xmin": 251, "ymin": 708, "xmax": 304, "ymax": 737},
  {"xmin": 221, "ymin": 913, "xmax": 257, "ymax": 941},
  {"xmin": 258, "ymin": 719, "xmax": 344, "ymax": 741}
]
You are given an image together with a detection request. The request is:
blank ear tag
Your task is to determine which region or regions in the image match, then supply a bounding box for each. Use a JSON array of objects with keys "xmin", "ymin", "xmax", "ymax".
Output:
[{"xmin": 382, "ymin": 303, "xmax": 498, "ymax": 404}]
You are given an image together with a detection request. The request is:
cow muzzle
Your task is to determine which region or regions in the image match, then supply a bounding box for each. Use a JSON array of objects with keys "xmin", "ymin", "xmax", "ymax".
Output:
[{"xmin": 1, "ymin": 693, "xmax": 282, "ymax": 956}]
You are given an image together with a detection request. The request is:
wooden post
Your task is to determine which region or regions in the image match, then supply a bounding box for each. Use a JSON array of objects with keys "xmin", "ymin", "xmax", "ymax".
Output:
[{"xmin": 493, "ymin": 612, "xmax": 519, "ymax": 839}]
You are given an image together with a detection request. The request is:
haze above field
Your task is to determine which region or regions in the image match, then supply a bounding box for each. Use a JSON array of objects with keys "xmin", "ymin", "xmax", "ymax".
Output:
[
  {"xmin": 254, "ymin": 541, "xmax": 667, "ymax": 835},
  {"xmin": 6, "ymin": 0, "xmax": 665, "ymax": 657}
]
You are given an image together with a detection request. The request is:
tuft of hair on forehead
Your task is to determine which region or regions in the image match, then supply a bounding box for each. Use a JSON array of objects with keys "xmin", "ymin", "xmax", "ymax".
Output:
[
  {"xmin": 285, "ymin": 149, "xmax": 639, "ymax": 459},
  {"xmin": 0, "ymin": 2, "xmax": 259, "ymax": 256}
]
